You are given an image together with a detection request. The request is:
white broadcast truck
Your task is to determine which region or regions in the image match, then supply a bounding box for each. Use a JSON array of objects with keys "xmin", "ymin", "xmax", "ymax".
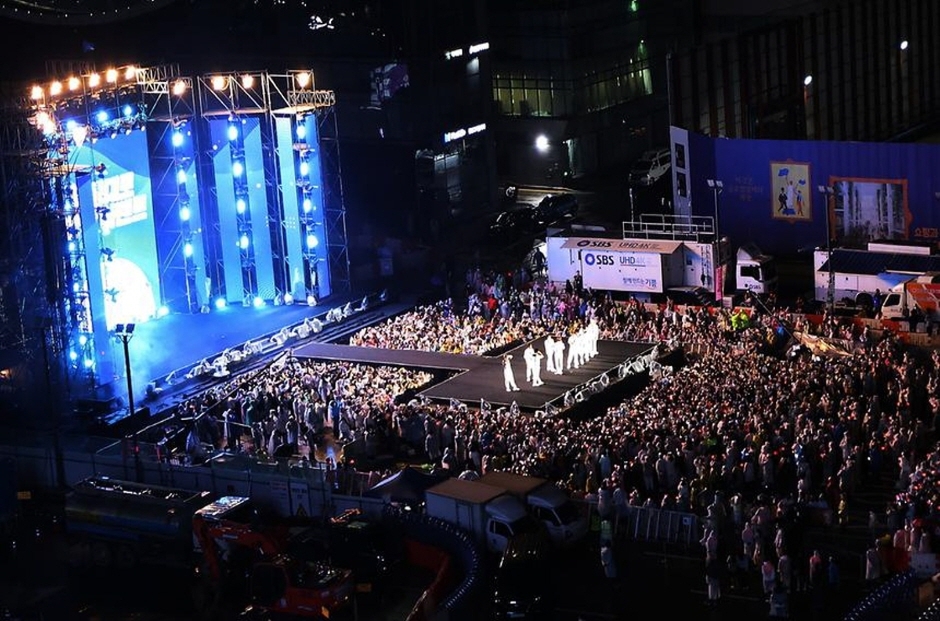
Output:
[{"xmin": 544, "ymin": 231, "xmax": 775, "ymax": 304}]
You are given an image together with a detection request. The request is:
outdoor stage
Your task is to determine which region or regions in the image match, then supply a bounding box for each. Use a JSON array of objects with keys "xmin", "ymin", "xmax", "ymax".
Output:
[{"xmin": 292, "ymin": 338, "xmax": 654, "ymax": 412}]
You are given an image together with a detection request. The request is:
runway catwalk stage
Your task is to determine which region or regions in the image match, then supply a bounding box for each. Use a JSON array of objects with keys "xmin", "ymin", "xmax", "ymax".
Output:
[{"xmin": 292, "ymin": 337, "xmax": 653, "ymax": 412}]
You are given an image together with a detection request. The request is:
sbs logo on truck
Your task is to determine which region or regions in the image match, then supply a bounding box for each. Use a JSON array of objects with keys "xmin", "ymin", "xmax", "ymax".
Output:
[
  {"xmin": 576, "ymin": 240, "xmax": 613, "ymax": 248},
  {"xmin": 584, "ymin": 253, "xmax": 615, "ymax": 266}
]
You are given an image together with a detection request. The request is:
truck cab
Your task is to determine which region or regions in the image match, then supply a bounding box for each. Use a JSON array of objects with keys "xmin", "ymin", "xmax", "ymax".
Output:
[
  {"xmin": 735, "ymin": 243, "xmax": 777, "ymax": 295},
  {"xmin": 880, "ymin": 273, "xmax": 940, "ymax": 321},
  {"xmin": 480, "ymin": 471, "xmax": 588, "ymax": 546}
]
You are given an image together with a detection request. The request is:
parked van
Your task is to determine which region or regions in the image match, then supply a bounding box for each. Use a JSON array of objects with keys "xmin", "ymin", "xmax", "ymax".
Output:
[{"xmin": 628, "ymin": 148, "xmax": 671, "ymax": 186}]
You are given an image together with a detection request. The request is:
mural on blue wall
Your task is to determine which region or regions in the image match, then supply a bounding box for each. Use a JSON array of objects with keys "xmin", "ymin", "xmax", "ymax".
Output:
[
  {"xmin": 830, "ymin": 177, "xmax": 910, "ymax": 245},
  {"xmin": 771, "ymin": 162, "xmax": 811, "ymax": 221}
]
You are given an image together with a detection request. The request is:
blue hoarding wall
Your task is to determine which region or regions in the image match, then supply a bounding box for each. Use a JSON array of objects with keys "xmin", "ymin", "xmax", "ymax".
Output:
[{"xmin": 681, "ymin": 129, "xmax": 940, "ymax": 256}]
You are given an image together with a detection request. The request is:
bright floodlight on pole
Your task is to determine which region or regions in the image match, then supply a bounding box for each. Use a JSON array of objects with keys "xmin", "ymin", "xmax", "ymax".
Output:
[
  {"xmin": 535, "ymin": 134, "xmax": 550, "ymax": 153},
  {"xmin": 817, "ymin": 185, "xmax": 836, "ymax": 313}
]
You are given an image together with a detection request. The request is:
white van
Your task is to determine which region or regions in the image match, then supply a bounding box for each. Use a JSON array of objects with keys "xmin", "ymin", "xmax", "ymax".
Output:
[
  {"xmin": 480, "ymin": 471, "xmax": 588, "ymax": 546},
  {"xmin": 628, "ymin": 148, "xmax": 671, "ymax": 186}
]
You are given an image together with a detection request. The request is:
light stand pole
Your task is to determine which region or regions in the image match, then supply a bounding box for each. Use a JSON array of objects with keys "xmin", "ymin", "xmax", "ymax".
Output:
[
  {"xmin": 817, "ymin": 185, "xmax": 836, "ymax": 313},
  {"xmin": 114, "ymin": 323, "xmax": 140, "ymax": 480},
  {"xmin": 706, "ymin": 179, "xmax": 723, "ymax": 241}
]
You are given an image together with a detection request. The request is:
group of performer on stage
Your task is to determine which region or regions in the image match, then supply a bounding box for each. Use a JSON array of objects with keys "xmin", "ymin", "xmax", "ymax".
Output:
[{"xmin": 503, "ymin": 319, "xmax": 600, "ymax": 392}]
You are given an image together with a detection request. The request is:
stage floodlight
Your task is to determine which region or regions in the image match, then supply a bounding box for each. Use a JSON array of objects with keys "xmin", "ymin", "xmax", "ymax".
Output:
[
  {"xmin": 900, "ymin": 40, "xmax": 909, "ymax": 51},
  {"xmin": 65, "ymin": 119, "xmax": 77, "ymax": 132},
  {"xmin": 125, "ymin": 66, "xmax": 137, "ymax": 81},
  {"xmin": 183, "ymin": 242, "xmax": 194, "ymax": 258},
  {"xmin": 296, "ymin": 124, "xmax": 307, "ymax": 140},
  {"xmin": 67, "ymin": 241, "xmax": 76, "ymax": 253},
  {"xmin": 214, "ymin": 298, "xmax": 227, "ymax": 310},
  {"xmin": 252, "ymin": 296, "xmax": 264, "ymax": 308},
  {"xmin": 302, "ymin": 198, "xmax": 313, "ymax": 213},
  {"xmin": 803, "ymin": 74, "xmax": 813, "ymax": 86},
  {"xmin": 232, "ymin": 161, "xmax": 244, "ymax": 177},
  {"xmin": 306, "ymin": 234, "xmax": 319, "ymax": 249},
  {"xmin": 106, "ymin": 68, "xmax": 118, "ymax": 83},
  {"xmin": 306, "ymin": 295, "xmax": 317, "ymax": 306},
  {"xmin": 295, "ymin": 72, "xmax": 311, "ymax": 88},
  {"xmin": 172, "ymin": 131, "xmax": 184, "ymax": 147},
  {"xmin": 177, "ymin": 169, "xmax": 187, "ymax": 184},
  {"xmin": 535, "ymin": 134, "xmax": 549, "ymax": 152},
  {"xmin": 283, "ymin": 292, "xmax": 294, "ymax": 305},
  {"xmin": 96, "ymin": 110, "xmax": 109, "ymax": 124},
  {"xmin": 83, "ymin": 358, "xmax": 94, "ymax": 369},
  {"xmin": 211, "ymin": 75, "xmax": 228, "ymax": 91},
  {"xmin": 88, "ymin": 73, "xmax": 101, "ymax": 88},
  {"xmin": 69, "ymin": 350, "xmax": 78, "ymax": 362},
  {"xmin": 299, "ymin": 161, "xmax": 309, "ymax": 176},
  {"xmin": 227, "ymin": 124, "xmax": 239, "ymax": 141},
  {"xmin": 241, "ymin": 74, "xmax": 255, "ymax": 89},
  {"xmin": 172, "ymin": 79, "xmax": 187, "ymax": 96},
  {"xmin": 68, "ymin": 76, "xmax": 80, "ymax": 91},
  {"xmin": 239, "ymin": 234, "xmax": 250, "ymax": 249},
  {"xmin": 49, "ymin": 81, "xmax": 63, "ymax": 96},
  {"xmin": 30, "ymin": 85, "xmax": 43, "ymax": 100},
  {"xmin": 123, "ymin": 105, "xmax": 134, "ymax": 118},
  {"xmin": 236, "ymin": 198, "xmax": 247, "ymax": 214},
  {"xmin": 179, "ymin": 206, "xmax": 191, "ymax": 221},
  {"xmin": 157, "ymin": 305, "xmax": 170, "ymax": 317},
  {"xmin": 78, "ymin": 334, "xmax": 88, "ymax": 346}
]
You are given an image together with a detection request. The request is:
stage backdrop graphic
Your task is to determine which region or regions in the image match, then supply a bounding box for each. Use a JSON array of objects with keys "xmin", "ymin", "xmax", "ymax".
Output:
[
  {"xmin": 209, "ymin": 116, "xmax": 276, "ymax": 303},
  {"xmin": 73, "ymin": 130, "xmax": 160, "ymax": 329},
  {"xmin": 677, "ymin": 128, "xmax": 940, "ymax": 256}
]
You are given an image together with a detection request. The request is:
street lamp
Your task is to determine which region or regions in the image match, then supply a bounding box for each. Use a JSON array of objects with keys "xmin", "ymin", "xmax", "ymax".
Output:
[
  {"xmin": 114, "ymin": 323, "xmax": 140, "ymax": 479},
  {"xmin": 817, "ymin": 185, "xmax": 836, "ymax": 313}
]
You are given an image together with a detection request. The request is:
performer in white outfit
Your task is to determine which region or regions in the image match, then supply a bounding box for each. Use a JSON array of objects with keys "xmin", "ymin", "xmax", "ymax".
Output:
[
  {"xmin": 532, "ymin": 349, "xmax": 545, "ymax": 386},
  {"xmin": 553, "ymin": 337, "xmax": 565, "ymax": 375},
  {"xmin": 543, "ymin": 335, "xmax": 556, "ymax": 374},
  {"xmin": 503, "ymin": 354, "xmax": 520, "ymax": 392},
  {"xmin": 523, "ymin": 344, "xmax": 538, "ymax": 384},
  {"xmin": 566, "ymin": 332, "xmax": 579, "ymax": 370}
]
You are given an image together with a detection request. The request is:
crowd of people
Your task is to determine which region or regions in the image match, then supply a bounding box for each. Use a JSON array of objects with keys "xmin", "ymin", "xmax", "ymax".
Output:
[{"xmin": 169, "ymin": 265, "xmax": 940, "ymax": 612}]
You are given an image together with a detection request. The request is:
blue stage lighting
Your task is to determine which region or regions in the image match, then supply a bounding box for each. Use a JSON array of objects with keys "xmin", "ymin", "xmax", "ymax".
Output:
[
  {"xmin": 214, "ymin": 297, "xmax": 227, "ymax": 310},
  {"xmin": 296, "ymin": 125, "xmax": 306, "ymax": 140},
  {"xmin": 306, "ymin": 233, "xmax": 319, "ymax": 249},
  {"xmin": 252, "ymin": 296, "xmax": 264, "ymax": 308},
  {"xmin": 232, "ymin": 161, "xmax": 244, "ymax": 177},
  {"xmin": 78, "ymin": 334, "xmax": 88, "ymax": 346},
  {"xmin": 123, "ymin": 105, "xmax": 134, "ymax": 117},
  {"xmin": 172, "ymin": 131, "xmax": 184, "ymax": 147},
  {"xmin": 96, "ymin": 110, "xmax": 109, "ymax": 124},
  {"xmin": 179, "ymin": 206, "xmax": 191, "ymax": 221},
  {"xmin": 83, "ymin": 358, "xmax": 94, "ymax": 369},
  {"xmin": 299, "ymin": 161, "xmax": 310, "ymax": 177},
  {"xmin": 157, "ymin": 305, "xmax": 170, "ymax": 317},
  {"xmin": 183, "ymin": 242, "xmax": 194, "ymax": 258},
  {"xmin": 67, "ymin": 241, "xmax": 76, "ymax": 252},
  {"xmin": 65, "ymin": 119, "xmax": 77, "ymax": 131},
  {"xmin": 302, "ymin": 198, "xmax": 313, "ymax": 213},
  {"xmin": 177, "ymin": 169, "xmax": 187, "ymax": 184},
  {"xmin": 236, "ymin": 198, "xmax": 247, "ymax": 214},
  {"xmin": 73, "ymin": 283, "xmax": 80, "ymax": 292},
  {"xmin": 239, "ymin": 234, "xmax": 250, "ymax": 249},
  {"xmin": 69, "ymin": 350, "xmax": 78, "ymax": 361},
  {"xmin": 228, "ymin": 124, "xmax": 239, "ymax": 141}
]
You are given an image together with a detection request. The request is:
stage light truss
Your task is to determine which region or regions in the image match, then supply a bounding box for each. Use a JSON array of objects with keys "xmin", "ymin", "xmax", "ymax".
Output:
[{"xmin": 26, "ymin": 63, "xmax": 182, "ymax": 147}]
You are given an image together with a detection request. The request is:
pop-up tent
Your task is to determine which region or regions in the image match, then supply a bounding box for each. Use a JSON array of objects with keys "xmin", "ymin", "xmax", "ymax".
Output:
[{"xmin": 365, "ymin": 466, "xmax": 447, "ymax": 503}]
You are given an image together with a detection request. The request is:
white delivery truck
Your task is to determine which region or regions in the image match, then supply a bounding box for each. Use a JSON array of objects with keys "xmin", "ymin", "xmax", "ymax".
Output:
[
  {"xmin": 880, "ymin": 273, "xmax": 940, "ymax": 322},
  {"xmin": 424, "ymin": 478, "xmax": 537, "ymax": 554},
  {"xmin": 479, "ymin": 471, "xmax": 588, "ymax": 546}
]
